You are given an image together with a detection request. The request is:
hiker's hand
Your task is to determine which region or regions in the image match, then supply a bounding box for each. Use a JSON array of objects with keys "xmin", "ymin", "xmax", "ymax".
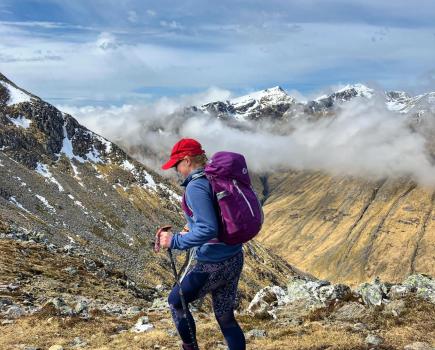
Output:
[
  {"xmin": 159, "ymin": 230, "xmax": 173, "ymax": 248},
  {"xmin": 180, "ymin": 224, "xmax": 189, "ymax": 235}
]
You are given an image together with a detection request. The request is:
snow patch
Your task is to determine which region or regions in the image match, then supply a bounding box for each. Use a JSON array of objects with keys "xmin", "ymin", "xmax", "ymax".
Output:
[
  {"xmin": 9, "ymin": 196, "xmax": 31, "ymax": 214},
  {"xmin": 0, "ymin": 81, "xmax": 32, "ymax": 106},
  {"xmin": 35, "ymin": 194, "xmax": 56, "ymax": 213},
  {"xmin": 7, "ymin": 115, "xmax": 32, "ymax": 129},
  {"xmin": 35, "ymin": 162, "xmax": 64, "ymax": 192},
  {"xmin": 95, "ymin": 135, "xmax": 112, "ymax": 154},
  {"xmin": 121, "ymin": 159, "xmax": 135, "ymax": 172}
]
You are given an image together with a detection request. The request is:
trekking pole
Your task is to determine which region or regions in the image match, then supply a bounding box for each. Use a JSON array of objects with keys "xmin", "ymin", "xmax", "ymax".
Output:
[
  {"xmin": 167, "ymin": 248, "xmax": 199, "ymax": 350},
  {"xmin": 155, "ymin": 226, "xmax": 199, "ymax": 350}
]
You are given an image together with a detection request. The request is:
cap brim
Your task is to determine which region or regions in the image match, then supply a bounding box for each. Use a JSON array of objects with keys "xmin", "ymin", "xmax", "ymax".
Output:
[{"xmin": 161, "ymin": 157, "xmax": 179, "ymax": 170}]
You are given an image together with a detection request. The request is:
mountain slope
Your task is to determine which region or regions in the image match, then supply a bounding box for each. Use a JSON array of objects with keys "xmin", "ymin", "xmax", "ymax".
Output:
[
  {"xmin": 0, "ymin": 72, "xmax": 300, "ymax": 299},
  {"xmin": 254, "ymin": 170, "xmax": 435, "ymax": 285}
]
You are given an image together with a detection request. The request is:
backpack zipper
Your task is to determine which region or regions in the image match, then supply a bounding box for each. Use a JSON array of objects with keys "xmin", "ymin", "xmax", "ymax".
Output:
[{"xmin": 233, "ymin": 179, "xmax": 255, "ymax": 217}]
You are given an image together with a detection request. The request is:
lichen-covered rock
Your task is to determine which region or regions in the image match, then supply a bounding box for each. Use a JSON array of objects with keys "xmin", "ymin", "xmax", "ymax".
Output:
[
  {"xmin": 332, "ymin": 302, "xmax": 368, "ymax": 322},
  {"xmin": 388, "ymin": 284, "xmax": 413, "ymax": 299},
  {"xmin": 383, "ymin": 299, "xmax": 406, "ymax": 317},
  {"xmin": 247, "ymin": 286, "xmax": 287, "ymax": 319},
  {"xmin": 403, "ymin": 274, "xmax": 435, "ymax": 303},
  {"xmin": 356, "ymin": 282, "xmax": 385, "ymax": 306},
  {"xmin": 286, "ymin": 277, "xmax": 329, "ymax": 304},
  {"xmin": 317, "ymin": 284, "xmax": 352, "ymax": 304},
  {"xmin": 365, "ymin": 334, "xmax": 384, "ymax": 346}
]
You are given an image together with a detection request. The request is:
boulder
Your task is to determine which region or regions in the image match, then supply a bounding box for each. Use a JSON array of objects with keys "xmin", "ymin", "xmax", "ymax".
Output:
[
  {"xmin": 131, "ymin": 316, "xmax": 154, "ymax": 333},
  {"xmin": 332, "ymin": 302, "xmax": 368, "ymax": 322},
  {"xmin": 356, "ymin": 282, "xmax": 384, "ymax": 306},
  {"xmin": 403, "ymin": 274, "xmax": 435, "ymax": 303},
  {"xmin": 388, "ymin": 285, "xmax": 413, "ymax": 300},
  {"xmin": 365, "ymin": 334, "xmax": 384, "ymax": 346},
  {"xmin": 247, "ymin": 286, "xmax": 287, "ymax": 319},
  {"xmin": 383, "ymin": 299, "xmax": 406, "ymax": 317}
]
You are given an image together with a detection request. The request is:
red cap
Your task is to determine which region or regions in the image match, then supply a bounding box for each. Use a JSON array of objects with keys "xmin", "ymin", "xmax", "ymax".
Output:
[{"xmin": 161, "ymin": 138, "xmax": 205, "ymax": 170}]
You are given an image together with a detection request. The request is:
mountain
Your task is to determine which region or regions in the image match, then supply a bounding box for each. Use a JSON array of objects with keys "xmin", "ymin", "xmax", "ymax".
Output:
[
  {"xmin": 188, "ymin": 86, "xmax": 297, "ymax": 121},
  {"xmin": 188, "ymin": 83, "xmax": 435, "ymax": 122},
  {"xmin": 183, "ymin": 83, "xmax": 435, "ymax": 286},
  {"xmin": 0, "ymin": 72, "xmax": 300, "ymax": 301}
]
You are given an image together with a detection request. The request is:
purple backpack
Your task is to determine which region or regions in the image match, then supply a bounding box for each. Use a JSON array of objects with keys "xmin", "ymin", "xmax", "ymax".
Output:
[{"xmin": 182, "ymin": 151, "xmax": 264, "ymax": 245}]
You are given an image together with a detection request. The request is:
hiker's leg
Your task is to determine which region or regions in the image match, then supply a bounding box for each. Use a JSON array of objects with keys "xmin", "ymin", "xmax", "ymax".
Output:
[
  {"xmin": 168, "ymin": 269, "xmax": 209, "ymax": 345},
  {"xmin": 215, "ymin": 310, "xmax": 245, "ymax": 350},
  {"xmin": 211, "ymin": 252, "xmax": 245, "ymax": 350}
]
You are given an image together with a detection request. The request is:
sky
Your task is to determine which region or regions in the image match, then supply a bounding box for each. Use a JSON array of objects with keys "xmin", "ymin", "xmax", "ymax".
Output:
[{"xmin": 0, "ymin": 0, "xmax": 435, "ymax": 106}]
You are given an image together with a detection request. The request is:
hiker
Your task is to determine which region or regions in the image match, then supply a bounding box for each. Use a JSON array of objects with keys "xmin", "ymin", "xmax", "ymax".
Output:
[{"xmin": 159, "ymin": 138, "xmax": 246, "ymax": 350}]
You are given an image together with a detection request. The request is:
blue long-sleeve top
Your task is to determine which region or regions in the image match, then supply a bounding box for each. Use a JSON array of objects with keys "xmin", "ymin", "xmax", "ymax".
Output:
[{"xmin": 170, "ymin": 167, "xmax": 242, "ymax": 263}]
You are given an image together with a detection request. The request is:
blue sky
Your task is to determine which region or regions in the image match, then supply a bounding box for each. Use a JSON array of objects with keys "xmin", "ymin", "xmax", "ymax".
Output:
[{"xmin": 0, "ymin": 0, "xmax": 435, "ymax": 106}]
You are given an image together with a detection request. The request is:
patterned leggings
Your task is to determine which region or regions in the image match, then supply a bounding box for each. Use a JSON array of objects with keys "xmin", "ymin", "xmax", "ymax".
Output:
[{"xmin": 168, "ymin": 251, "xmax": 245, "ymax": 350}]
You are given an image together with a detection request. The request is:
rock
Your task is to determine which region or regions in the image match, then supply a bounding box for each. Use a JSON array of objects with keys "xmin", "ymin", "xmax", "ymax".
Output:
[
  {"xmin": 1, "ymin": 319, "xmax": 15, "ymax": 325},
  {"xmin": 245, "ymin": 329, "xmax": 267, "ymax": 339},
  {"xmin": 388, "ymin": 285, "xmax": 413, "ymax": 299},
  {"xmin": 131, "ymin": 316, "xmax": 154, "ymax": 333},
  {"xmin": 0, "ymin": 298, "xmax": 13, "ymax": 306},
  {"xmin": 274, "ymin": 299, "xmax": 313, "ymax": 322},
  {"xmin": 74, "ymin": 300, "xmax": 88, "ymax": 314},
  {"xmin": 317, "ymin": 284, "xmax": 352, "ymax": 304},
  {"xmin": 247, "ymin": 285, "xmax": 287, "ymax": 318},
  {"xmin": 22, "ymin": 347, "xmax": 41, "ymax": 350},
  {"xmin": 48, "ymin": 297, "xmax": 72, "ymax": 315},
  {"xmin": 352, "ymin": 322, "xmax": 368, "ymax": 331},
  {"xmin": 5, "ymin": 305, "xmax": 25, "ymax": 318},
  {"xmin": 356, "ymin": 282, "xmax": 384, "ymax": 306},
  {"xmin": 126, "ymin": 306, "xmax": 142, "ymax": 317},
  {"xmin": 83, "ymin": 258, "xmax": 97, "ymax": 272},
  {"xmin": 70, "ymin": 336, "xmax": 87, "ymax": 348},
  {"xmin": 403, "ymin": 274, "xmax": 435, "ymax": 290},
  {"xmin": 63, "ymin": 244, "xmax": 76, "ymax": 255},
  {"xmin": 149, "ymin": 297, "xmax": 168, "ymax": 311},
  {"xmin": 403, "ymin": 274, "xmax": 435, "ymax": 303},
  {"xmin": 64, "ymin": 266, "xmax": 78, "ymax": 275},
  {"xmin": 114, "ymin": 324, "xmax": 129, "ymax": 333},
  {"xmin": 404, "ymin": 342, "xmax": 434, "ymax": 350},
  {"xmin": 383, "ymin": 299, "xmax": 406, "ymax": 317},
  {"xmin": 332, "ymin": 302, "xmax": 368, "ymax": 322},
  {"xmin": 365, "ymin": 334, "xmax": 384, "ymax": 346},
  {"xmin": 286, "ymin": 277, "xmax": 329, "ymax": 304},
  {"xmin": 167, "ymin": 329, "xmax": 177, "ymax": 337},
  {"xmin": 48, "ymin": 346, "xmax": 64, "ymax": 350}
]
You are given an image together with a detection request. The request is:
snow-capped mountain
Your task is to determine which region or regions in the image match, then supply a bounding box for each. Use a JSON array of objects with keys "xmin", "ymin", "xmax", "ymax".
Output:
[
  {"xmin": 188, "ymin": 83, "xmax": 435, "ymax": 121},
  {"xmin": 189, "ymin": 86, "xmax": 297, "ymax": 121}
]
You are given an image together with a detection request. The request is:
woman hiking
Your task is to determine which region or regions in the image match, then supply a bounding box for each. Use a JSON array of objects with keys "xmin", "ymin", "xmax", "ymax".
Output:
[{"xmin": 158, "ymin": 138, "xmax": 246, "ymax": 350}]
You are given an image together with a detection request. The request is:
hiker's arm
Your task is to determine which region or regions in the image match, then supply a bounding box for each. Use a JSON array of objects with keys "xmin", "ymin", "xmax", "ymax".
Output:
[{"xmin": 170, "ymin": 181, "xmax": 218, "ymax": 250}]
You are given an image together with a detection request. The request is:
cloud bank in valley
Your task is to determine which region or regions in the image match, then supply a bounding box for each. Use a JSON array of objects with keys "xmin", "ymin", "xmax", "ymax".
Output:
[{"xmin": 59, "ymin": 88, "xmax": 435, "ymax": 187}]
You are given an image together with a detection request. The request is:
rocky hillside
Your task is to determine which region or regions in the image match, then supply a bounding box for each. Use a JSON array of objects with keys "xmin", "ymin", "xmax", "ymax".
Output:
[
  {"xmin": 0, "ymin": 72, "xmax": 300, "ymax": 301},
  {"xmin": 1, "ymin": 233, "xmax": 434, "ymax": 349}
]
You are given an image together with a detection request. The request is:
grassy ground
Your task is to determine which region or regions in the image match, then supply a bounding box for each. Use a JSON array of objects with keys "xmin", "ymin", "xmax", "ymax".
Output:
[{"xmin": 1, "ymin": 295, "xmax": 434, "ymax": 349}]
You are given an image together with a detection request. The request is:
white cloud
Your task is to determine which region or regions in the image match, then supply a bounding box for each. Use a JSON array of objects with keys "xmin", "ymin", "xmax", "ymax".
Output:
[
  {"xmin": 146, "ymin": 9, "xmax": 156, "ymax": 17},
  {"xmin": 96, "ymin": 32, "xmax": 119, "ymax": 51},
  {"xmin": 128, "ymin": 11, "xmax": 138, "ymax": 23},
  {"xmin": 58, "ymin": 91, "xmax": 435, "ymax": 186}
]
